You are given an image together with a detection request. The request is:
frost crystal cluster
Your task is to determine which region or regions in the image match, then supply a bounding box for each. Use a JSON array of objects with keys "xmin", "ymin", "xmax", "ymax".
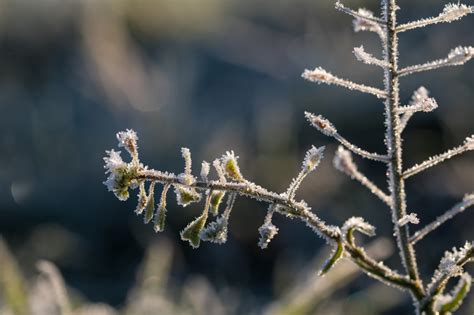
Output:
[{"xmin": 104, "ymin": 1, "xmax": 474, "ymax": 314}]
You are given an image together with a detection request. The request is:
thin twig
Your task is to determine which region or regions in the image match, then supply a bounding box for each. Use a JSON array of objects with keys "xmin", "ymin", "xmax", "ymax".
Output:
[{"xmin": 410, "ymin": 195, "xmax": 474, "ymax": 244}]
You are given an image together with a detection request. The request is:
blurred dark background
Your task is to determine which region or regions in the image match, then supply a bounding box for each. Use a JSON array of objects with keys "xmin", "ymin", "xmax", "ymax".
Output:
[{"xmin": 0, "ymin": 0, "xmax": 473, "ymax": 314}]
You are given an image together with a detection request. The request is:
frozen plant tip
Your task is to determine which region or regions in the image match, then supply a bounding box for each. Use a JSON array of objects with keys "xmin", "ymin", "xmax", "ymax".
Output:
[
  {"xmin": 302, "ymin": 146, "xmax": 325, "ymax": 173},
  {"xmin": 221, "ymin": 151, "xmax": 244, "ymax": 182},
  {"xmin": 104, "ymin": 0, "xmax": 474, "ymax": 313}
]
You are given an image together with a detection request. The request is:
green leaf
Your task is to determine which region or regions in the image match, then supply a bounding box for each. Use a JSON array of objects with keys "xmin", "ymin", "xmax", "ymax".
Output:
[{"xmin": 320, "ymin": 241, "xmax": 344, "ymax": 275}]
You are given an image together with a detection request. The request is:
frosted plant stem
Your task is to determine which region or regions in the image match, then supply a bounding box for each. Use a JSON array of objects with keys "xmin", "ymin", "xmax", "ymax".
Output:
[
  {"xmin": 136, "ymin": 167, "xmax": 419, "ymax": 292},
  {"xmin": 335, "ymin": 1, "xmax": 386, "ymax": 24},
  {"xmin": 403, "ymin": 144, "xmax": 468, "ymax": 179},
  {"xmin": 384, "ymin": 0, "xmax": 424, "ymax": 299},
  {"xmin": 348, "ymin": 166, "xmax": 392, "ymax": 207},
  {"xmin": 410, "ymin": 195, "xmax": 474, "ymax": 244}
]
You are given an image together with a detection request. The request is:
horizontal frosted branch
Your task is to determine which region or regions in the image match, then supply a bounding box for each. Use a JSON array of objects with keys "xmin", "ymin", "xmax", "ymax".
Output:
[
  {"xmin": 333, "ymin": 146, "xmax": 392, "ymax": 206},
  {"xmin": 302, "ymin": 67, "xmax": 387, "ymax": 99},
  {"xmin": 403, "ymin": 136, "xmax": 474, "ymax": 179},
  {"xmin": 397, "ymin": 3, "xmax": 473, "ymax": 33},
  {"xmin": 397, "ymin": 97, "xmax": 438, "ymax": 114},
  {"xmin": 398, "ymin": 46, "xmax": 474, "ymax": 77},
  {"xmin": 104, "ymin": 130, "xmax": 421, "ymax": 293},
  {"xmin": 353, "ymin": 46, "xmax": 390, "ymax": 68},
  {"xmin": 410, "ymin": 194, "xmax": 474, "ymax": 244},
  {"xmin": 305, "ymin": 112, "xmax": 390, "ymax": 162},
  {"xmin": 335, "ymin": 1, "xmax": 385, "ymax": 24}
]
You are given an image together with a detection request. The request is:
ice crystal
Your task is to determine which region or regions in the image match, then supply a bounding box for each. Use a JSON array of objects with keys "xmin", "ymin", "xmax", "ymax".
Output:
[{"xmin": 397, "ymin": 213, "xmax": 419, "ymax": 227}]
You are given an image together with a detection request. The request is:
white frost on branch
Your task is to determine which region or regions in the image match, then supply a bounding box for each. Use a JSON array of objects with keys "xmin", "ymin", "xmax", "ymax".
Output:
[
  {"xmin": 287, "ymin": 146, "xmax": 325, "ymax": 200},
  {"xmin": 397, "ymin": 3, "xmax": 473, "ymax": 33},
  {"xmin": 116, "ymin": 129, "xmax": 138, "ymax": 159},
  {"xmin": 342, "ymin": 217, "xmax": 376, "ymax": 239},
  {"xmin": 335, "ymin": 3, "xmax": 386, "ymax": 42},
  {"xmin": 403, "ymin": 139, "xmax": 474, "ymax": 179},
  {"xmin": 305, "ymin": 112, "xmax": 389, "ymax": 162},
  {"xmin": 397, "ymin": 213, "xmax": 419, "ymax": 227},
  {"xmin": 397, "ymin": 97, "xmax": 438, "ymax": 114},
  {"xmin": 465, "ymin": 135, "xmax": 474, "ymax": 150},
  {"xmin": 427, "ymin": 242, "xmax": 474, "ymax": 298},
  {"xmin": 410, "ymin": 194, "xmax": 474, "ymax": 244},
  {"xmin": 333, "ymin": 146, "xmax": 392, "ymax": 206},
  {"xmin": 353, "ymin": 46, "xmax": 390, "ymax": 68},
  {"xmin": 258, "ymin": 205, "xmax": 279, "ymax": 249},
  {"xmin": 302, "ymin": 67, "xmax": 387, "ymax": 99},
  {"xmin": 399, "ymin": 46, "xmax": 474, "ymax": 77},
  {"xmin": 399, "ymin": 87, "xmax": 430, "ymax": 132}
]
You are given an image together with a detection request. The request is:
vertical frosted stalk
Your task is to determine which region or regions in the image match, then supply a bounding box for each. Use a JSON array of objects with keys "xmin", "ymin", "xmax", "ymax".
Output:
[{"xmin": 384, "ymin": 0, "xmax": 423, "ymax": 294}]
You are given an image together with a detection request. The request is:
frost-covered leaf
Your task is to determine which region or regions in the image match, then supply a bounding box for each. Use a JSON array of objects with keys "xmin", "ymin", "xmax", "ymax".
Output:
[
  {"xmin": 175, "ymin": 186, "xmax": 201, "ymax": 207},
  {"xmin": 221, "ymin": 151, "xmax": 244, "ymax": 182},
  {"xmin": 209, "ymin": 190, "xmax": 225, "ymax": 216},
  {"xmin": 200, "ymin": 216, "xmax": 229, "ymax": 244},
  {"xmin": 134, "ymin": 182, "xmax": 147, "ymax": 215},
  {"xmin": 181, "ymin": 213, "xmax": 209, "ymax": 249},
  {"xmin": 144, "ymin": 182, "xmax": 155, "ymax": 224},
  {"xmin": 437, "ymin": 273, "xmax": 472, "ymax": 313},
  {"xmin": 154, "ymin": 184, "xmax": 170, "ymax": 232}
]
